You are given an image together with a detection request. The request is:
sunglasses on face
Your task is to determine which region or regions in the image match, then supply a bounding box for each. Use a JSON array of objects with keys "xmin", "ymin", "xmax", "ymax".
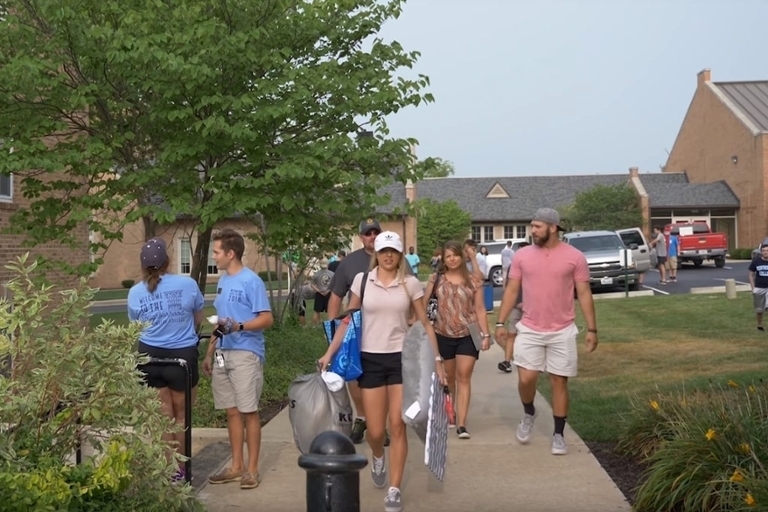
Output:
[{"xmin": 364, "ymin": 230, "xmax": 381, "ymax": 237}]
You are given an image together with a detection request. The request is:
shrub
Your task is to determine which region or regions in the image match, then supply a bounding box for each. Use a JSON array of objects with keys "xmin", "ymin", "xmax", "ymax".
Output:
[
  {"xmin": 258, "ymin": 271, "xmax": 288, "ymax": 282},
  {"xmin": 730, "ymin": 248, "xmax": 755, "ymax": 260},
  {"xmin": 121, "ymin": 279, "xmax": 135, "ymax": 289},
  {"xmin": 0, "ymin": 255, "xmax": 203, "ymax": 511},
  {"xmin": 617, "ymin": 379, "xmax": 768, "ymax": 512}
]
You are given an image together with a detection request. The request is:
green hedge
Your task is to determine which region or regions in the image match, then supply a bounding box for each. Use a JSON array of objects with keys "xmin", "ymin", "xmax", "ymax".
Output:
[
  {"xmin": 730, "ymin": 248, "xmax": 755, "ymax": 260},
  {"xmin": 257, "ymin": 271, "xmax": 289, "ymax": 282}
]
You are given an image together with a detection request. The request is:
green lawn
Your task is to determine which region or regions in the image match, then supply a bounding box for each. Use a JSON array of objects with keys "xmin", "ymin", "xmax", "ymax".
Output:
[
  {"xmin": 92, "ymin": 283, "xmax": 220, "ymax": 301},
  {"xmin": 535, "ymin": 292, "xmax": 768, "ymax": 443}
]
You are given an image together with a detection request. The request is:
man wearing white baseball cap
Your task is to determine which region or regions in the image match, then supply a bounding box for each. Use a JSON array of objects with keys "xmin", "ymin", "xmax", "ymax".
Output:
[{"xmin": 319, "ymin": 231, "xmax": 444, "ymax": 512}]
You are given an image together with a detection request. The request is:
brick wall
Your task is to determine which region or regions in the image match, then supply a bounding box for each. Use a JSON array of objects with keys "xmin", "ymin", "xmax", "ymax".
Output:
[
  {"xmin": 0, "ymin": 173, "xmax": 89, "ymax": 291},
  {"xmin": 664, "ymin": 69, "xmax": 765, "ymax": 248}
]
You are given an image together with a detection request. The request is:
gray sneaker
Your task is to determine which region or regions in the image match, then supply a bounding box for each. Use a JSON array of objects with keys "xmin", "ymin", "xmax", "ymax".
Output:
[
  {"xmin": 371, "ymin": 454, "xmax": 387, "ymax": 489},
  {"xmin": 385, "ymin": 486, "xmax": 403, "ymax": 512},
  {"xmin": 551, "ymin": 434, "xmax": 568, "ymax": 455},
  {"xmin": 516, "ymin": 413, "xmax": 535, "ymax": 444}
]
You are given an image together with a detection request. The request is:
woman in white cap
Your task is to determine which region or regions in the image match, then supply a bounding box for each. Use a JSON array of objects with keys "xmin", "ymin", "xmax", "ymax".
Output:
[
  {"xmin": 127, "ymin": 238, "xmax": 205, "ymax": 482},
  {"xmin": 318, "ymin": 231, "xmax": 445, "ymax": 512}
]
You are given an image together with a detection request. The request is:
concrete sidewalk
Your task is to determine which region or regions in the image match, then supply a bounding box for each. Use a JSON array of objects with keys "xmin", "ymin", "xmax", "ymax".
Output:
[{"xmin": 197, "ymin": 345, "xmax": 631, "ymax": 512}]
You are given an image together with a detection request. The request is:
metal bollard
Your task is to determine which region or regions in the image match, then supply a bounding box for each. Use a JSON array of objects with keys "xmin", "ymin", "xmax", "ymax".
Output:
[
  {"xmin": 725, "ymin": 278, "xmax": 737, "ymax": 299},
  {"xmin": 298, "ymin": 430, "xmax": 368, "ymax": 512}
]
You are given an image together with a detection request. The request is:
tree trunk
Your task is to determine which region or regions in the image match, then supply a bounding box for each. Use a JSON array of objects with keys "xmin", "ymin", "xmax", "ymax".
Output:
[
  {"xmin": 190, "ymin": 226, "xmax": 213, "ymax": 294},
  {"xmin": 141, "ymin": 214, "xmax": 157, "ymax": 241}
]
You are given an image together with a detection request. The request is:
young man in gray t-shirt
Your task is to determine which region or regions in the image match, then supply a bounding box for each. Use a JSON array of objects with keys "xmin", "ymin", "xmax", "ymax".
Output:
[{"xmin": 650, "ymin": 226, "xmax": 668, "ymax": 284}]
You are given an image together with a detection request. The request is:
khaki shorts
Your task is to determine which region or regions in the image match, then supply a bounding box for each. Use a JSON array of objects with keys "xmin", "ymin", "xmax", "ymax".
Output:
[
  {"xmin": 506, "ymin": 305, "xmax": 524, "ymax": 334},
  {"xmin": 513, "ymin": 322, "xmax": 579, "ymax": 377},
  {"xmin": 665, "ymin": 257, "xmax": 678, "ymax": 270},
  {"xmin": 212, "ymin": 349, "xmax": 264, "ymax": 413},
  {"xmin": 753, "ymin": 288, "xmax": 768, "ymax": 312}
]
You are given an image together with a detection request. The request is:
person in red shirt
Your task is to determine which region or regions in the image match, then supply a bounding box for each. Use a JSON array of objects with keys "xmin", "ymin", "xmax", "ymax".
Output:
[{"xmin": 495, "ymin": 208, "xmax": 598, "ymax": 456}]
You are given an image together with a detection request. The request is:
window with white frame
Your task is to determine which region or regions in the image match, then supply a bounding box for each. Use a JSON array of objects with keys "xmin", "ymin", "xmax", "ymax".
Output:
[
  {"xmin": 470, "ymin": 226, "xmax": 481, "ymax": 242},
  {"xmin": 483, "ymin": 225, "xmax": 494, "ymax": 242},
  {"xmin": 503, "ymin": 225, "xmax": 514, "ymax": 239},
  {"xmin": 179, "ymin": 239, "xmax": 218, "ymax": 275},
  {"xmin": 0, "ymin": 173, "xmax": 11, "ymax": 201},
  {"xmin": 516, "ymin": 225, "xmax": 527, "ymax": 239}
]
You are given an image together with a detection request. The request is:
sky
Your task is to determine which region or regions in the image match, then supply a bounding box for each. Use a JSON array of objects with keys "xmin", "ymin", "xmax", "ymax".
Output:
[{"xmin": 378, "ymin": 0, "xmax": 768, "ymax": 177}]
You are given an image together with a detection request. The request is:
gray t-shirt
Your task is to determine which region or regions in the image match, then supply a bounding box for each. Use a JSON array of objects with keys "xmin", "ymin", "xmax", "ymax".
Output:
[
  {"xmin": 655, "ymin": 233, "xmax": 667, "ymax": 257},
  {"xmin": 328, "ymin": 247, "xmax": 415, "ymax": 301},
  {"xmin": 329, "ymin": 248, "xmax": 373, "ymax": 300},
  {"xmin": 501, "ymin": 247, "xmax": 514, "ymax": 267}
]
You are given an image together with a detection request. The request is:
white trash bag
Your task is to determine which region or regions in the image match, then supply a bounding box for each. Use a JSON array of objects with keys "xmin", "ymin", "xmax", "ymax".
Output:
[
  {"xmin": 401, "ymin": 322, "xmax": 435, "ymax": 442},
  {"xmin": 288, "ymin": 371, "xmax": 353, "ymax": 454}
]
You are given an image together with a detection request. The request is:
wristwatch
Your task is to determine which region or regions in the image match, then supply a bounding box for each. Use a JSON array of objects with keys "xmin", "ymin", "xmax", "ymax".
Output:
[
  {"xmin": 587, "ymin": 328, "xmax": 597, "ymax": 334},
  {"xmin": 482, "ymin": 334, "xmax": 491, "ymax": 338},
  {"xmin": 238, "ymin": 322, "xmax": 244, "ymax": 332},
  {"xmin": 435, "ymin": 356, "xmax": 444, "ymax": 363},
  {"xmin": 495, "ymin": 322, "xmax": 505, "ymax": 327}
]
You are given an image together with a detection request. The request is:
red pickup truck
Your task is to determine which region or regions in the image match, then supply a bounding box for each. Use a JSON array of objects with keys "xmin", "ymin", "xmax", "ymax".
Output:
[{"xmin": 662, "ymin": 222, "xmax": 728, "ymax": 268}]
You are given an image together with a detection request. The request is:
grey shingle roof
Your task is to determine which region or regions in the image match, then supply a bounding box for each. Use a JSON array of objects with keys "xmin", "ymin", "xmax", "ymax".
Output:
[
  {"xmin": 415, "ymin": 174, "xmax": 632, "ymax": 221},
  {"xmin": 713, "ymin": 81, "xmax": 768, "ymax": 132},
  {"xmin": 642, "ymin": 174, "xmax": 740, "ymax": 208},
  {"xmin": 401, "ymin": 172, "xmax": 738, "ymax": 221},
  {"xmin": 377, "ymin": 182, "xmax": 408, "ymax": 215}
]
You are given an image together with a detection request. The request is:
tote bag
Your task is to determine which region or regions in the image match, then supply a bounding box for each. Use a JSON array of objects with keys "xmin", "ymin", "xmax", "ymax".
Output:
[{"xmin": 322, "ymin": 270, "xmax": 369, "ymax": 381}]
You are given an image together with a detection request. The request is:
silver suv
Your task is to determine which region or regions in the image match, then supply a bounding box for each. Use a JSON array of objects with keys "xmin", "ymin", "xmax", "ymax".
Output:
[{"xmin": 562, "ymin": 231, "xmax": 639, "ymax": 291}]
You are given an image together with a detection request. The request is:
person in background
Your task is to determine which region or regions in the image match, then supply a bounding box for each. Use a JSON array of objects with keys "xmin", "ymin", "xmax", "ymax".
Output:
[
  {"xmin": 424, "ymin": 240, "xmax": 491, "ymax": 439},
  {"xmin": 203, "ymin": 229, "xmax": 273, "ymax": 490},
  {"xmin": 405, "ymin": 246, "xmax": 420, "ymax": 276},
  {"xmin": 462, "ymin": 239, "xmax": 484, "ymax": 281},
  {"xmin": 318, "ymin": 231, "xmax": 444, "ymax": 512},
  {"xmin": 329, "ymin": 250, "xmax": 346, "ymax": 272},
  {"xmin": 430, "ymin": 248, "xmax": 442, "ymax": 272},
  {"xmin": 501, "ymin": 241, "xmax": 514, "ymax": 291},
  {"xmin": 649, "ymin": 226, "xmax": 668, "ymax": 284},
  {"xmin": 128, "ymin": 238, "xmax": 205, "ymax": 482},
  {"xmin": 666, "ymin": 231, "xmax": 679, "ymax": 282},
  {"xmin": 497, "ymin": 241, "xmax": 529, "ymax": 373},
  {"xmin": 749, "ymin": 244, "xmax": 768, "ymax": 331}
]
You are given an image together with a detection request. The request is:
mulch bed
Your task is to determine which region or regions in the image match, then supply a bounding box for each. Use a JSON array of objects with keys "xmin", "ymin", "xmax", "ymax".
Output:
[
  {"xmin": 585, "ymin": 441, "xmax": 648, "ymax": 505},
  {"xmin": 259, "ymin": 398, "xmax": 289, "ymax": 426}
]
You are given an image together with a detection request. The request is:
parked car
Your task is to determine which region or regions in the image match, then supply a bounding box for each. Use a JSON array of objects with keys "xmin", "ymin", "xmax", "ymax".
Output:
[
  {"xmin": 751, "ymin": 237, "xmax": 768, "ymax": 260},
  {"xmin": 616, "ymin": 227, "xmax": 654, "ymax": 273},
  {"xmin": 663, "ymin": 222, "xmax": 727, "ymax": 268},
  {"xmin": 482, "ymin": 238, "xmax": 527, "ymax": 287},
  {"xmin": 562, "ymin": 230, "xmax": 639, "ymax": 291}
]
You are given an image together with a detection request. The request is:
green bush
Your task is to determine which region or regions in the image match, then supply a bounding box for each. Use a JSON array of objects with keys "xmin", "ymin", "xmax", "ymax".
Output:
[
  {"xmin": 193, "ymin": 321, "xmax": 326, "ymax": 428},
  {"xmin": 617, "ymin": 379, "xmax": 768, "ymax": 512},
  {"xmin": 730, "ymin": 248, "xmax": 755, "ymax": 260},
  {"xmin": 258, "ymin": 271, "xmax": 289, "ymax": 282},
  {"xmin": 120, "ymin": 279, "xmax": 135, "ymax": 289},
  {"xmin": 0, "ymin": 255, "xmax": 203, "ymax": 511}
]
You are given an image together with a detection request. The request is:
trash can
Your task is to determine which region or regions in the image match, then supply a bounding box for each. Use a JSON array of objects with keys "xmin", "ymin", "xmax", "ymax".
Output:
[{"xmin": 483, "ymin": 283, "xmax": 493, "ymax": 312}]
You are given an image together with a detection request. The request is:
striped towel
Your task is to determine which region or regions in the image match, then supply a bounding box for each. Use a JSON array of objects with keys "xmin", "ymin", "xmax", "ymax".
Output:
[{"xmin": 424, "ymin": 373, "xmax": 448, "ymax": 481}]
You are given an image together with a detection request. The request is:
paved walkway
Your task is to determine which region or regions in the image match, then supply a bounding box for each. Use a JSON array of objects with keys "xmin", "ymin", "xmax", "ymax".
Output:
[{"xmin": 197, "ymin": 344, "xmax": 631, "ymax": 512}]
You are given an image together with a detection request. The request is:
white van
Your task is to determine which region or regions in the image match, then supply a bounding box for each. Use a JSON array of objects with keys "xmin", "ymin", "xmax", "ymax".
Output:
[{"xmin": 482, "ymin": 239, "xmax": 528, "ymax": 287}]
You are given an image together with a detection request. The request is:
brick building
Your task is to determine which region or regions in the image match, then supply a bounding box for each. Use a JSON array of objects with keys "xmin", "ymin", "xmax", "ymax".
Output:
[
  {"xmin": 664, "ymin": 68, "xmax": 768, "ymax": 248},
  {"xmin": 89, "ymin": 182, "xmax": 417, "ymax": 290},
  {"xmin": 0, "ymin": 173, "xmax": 90, "ymax": 293}
]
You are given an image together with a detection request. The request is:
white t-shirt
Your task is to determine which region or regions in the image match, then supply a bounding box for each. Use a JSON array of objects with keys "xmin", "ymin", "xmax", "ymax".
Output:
[{"xmin": 350, "ymin": 268, "xmax": 424, "ymax": 353}]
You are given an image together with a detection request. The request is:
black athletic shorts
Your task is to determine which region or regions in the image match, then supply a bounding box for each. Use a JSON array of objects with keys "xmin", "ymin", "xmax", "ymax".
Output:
[
  {"xmin": 313, "ymin": 292, "xmax": 329, "ymax": 313},
  {"xmin": 357, "ymin": 351, "xmax": 403, "ymax": 389},
  {"xmin": 137, "ymin": 341, "xmax": 200, "ymax": 391},
  {"xmin": 437, "ymin": 333, "xmax": 479, "ymax": 360}
]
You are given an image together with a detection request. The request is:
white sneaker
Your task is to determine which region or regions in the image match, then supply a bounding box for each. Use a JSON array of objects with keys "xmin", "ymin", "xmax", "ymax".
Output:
[
  {"xmin": 385, "ymin": 486, "xmax": 403, "ymax": 512},
  {"xmin": 551, "ymin": 434, "xmax": 568, "ymax": 455},
  {"xmin": 516, "ymin": 413, "xmax": 535, "ymax": 444}
]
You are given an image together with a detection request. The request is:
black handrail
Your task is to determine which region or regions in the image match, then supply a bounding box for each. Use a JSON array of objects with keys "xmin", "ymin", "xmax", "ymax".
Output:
[{"xmin": 142, "ymin": 357, "xmax": 193, "ymax": 484}]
